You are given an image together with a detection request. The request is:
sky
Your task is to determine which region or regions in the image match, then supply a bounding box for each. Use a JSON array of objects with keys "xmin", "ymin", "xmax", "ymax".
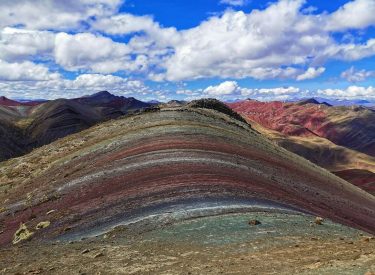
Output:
[{"xmin": 0, "ymin": 0, "xmax": 374, "ymax": 102}]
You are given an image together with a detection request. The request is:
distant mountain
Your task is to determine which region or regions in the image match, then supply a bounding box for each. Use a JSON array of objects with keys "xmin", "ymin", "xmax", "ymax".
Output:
[
  {"xmin": 0, "ymin": 92, "xmax": 152, "ymax": 162},
  {"xmin": 228, "ymin": 99, "xmax": 375, "ymax": 194},
  {"xmin": 160, "ymin": 100, "xmax": 187, "ymax": 107},
  {"xmin": 296, "ymin": 98, "xmax": 332, "ymax": 107},
  {"xmin": 0, "ymin": 96, "xmax": 22, "ymax": 106},
  {"xmin": 0, "ymin": 96, "xmax": 43, "ymax": 107},
  {"xmin": 147, "ymin": 100, "xmax": 161, "ymax": 104},
  {"xmin": 313, "ymin": 97, "xmax": 375, "ymax": 107},
  {"xmin": 286, "ymin": 97, "xmax": 375, "ymax": 107},
  {"xmin": 75, "ymin": 91, "xmax": 151, "ymax": 110},
  {"xmin": 229, "ymin": 99, "xmax": 375, "ymax": 156},
  {"xmin": 26, "ymin": 99, "xmax": 104, "ymax": 147}
]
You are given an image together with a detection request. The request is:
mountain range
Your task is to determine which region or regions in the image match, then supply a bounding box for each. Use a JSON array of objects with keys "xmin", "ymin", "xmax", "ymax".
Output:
[
  {"xmin": 1, "ymin": 92, "xmax": 375, "ymax": 196},
  {"xmin": 228, "ymin": 99, "xmax": 375, "ymax": 195},
  {"xmin": 0, "ymin": 92, "xmax": 152, "ymax": 161},
  {"xmin": 0, "ymin": 95, "xmax": 374, "ymax": 274},
  {"xmin": 1, "ymin": 98, "xmax": 374, "ymax": 247}
]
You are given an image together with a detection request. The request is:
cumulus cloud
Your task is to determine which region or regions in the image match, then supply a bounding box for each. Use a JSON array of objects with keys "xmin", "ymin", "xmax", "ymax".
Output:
[
  {"xmin": 204, "ymin": 81, "xmax": 240, "ymax": 96},
  {"xmin": 0, "ymin": 28, "xmax": 55, "ymax": 62},
  {"xmin": 54, "ymin": 32, "xmax": 149, "ymax": 74},
  {"xmin": 92, "ymin": 13, "xmax": 157, "ymax": 35},
  {"xmin": 88, "ymin": 0, "xmax": 375, "ymax": 82},
  {"xmin": 333, "ymin": 39, "xmax": 375, "ymax": 61},
  {"xmin": 318, "ymin": 86, "xmax": 375, "ymax": 98},
  {"xmin": 164, "ymin": 0, "xmax": 314, "ymax": 81},
  {"xmin": 296, "ymin": 67, "xmax": 325, "ymax": 81},
  {"xmin": 200, "ymin": 81, "xmax": 302, "ymax": 100},
  {"xmin": 92, "ymin": 13, "xmax": 180, "ymax": 47},
  {"xmin": 160, "ymin": 0, "xmax": 375, "ymax": 81},
  {"xmin": 92, "ymin": 13, "xmax": 180, "ymax": 73},
  {"xmin": 199, "ymin": 81, "xmax": 375, "ymax": 101},
  {"xmin": 341, "ymin": 67, "xmax": 375, "ymax": 82},
  {"xmin": 0, "ymin": 60, "xmax": 60, "ymax": 81},
  {"xmin": 326, "ymin": 0, "xmax": 375, "ymax": 31},
  {"xmin": 175, "ymin": 80, "xmax": 375, "ymax": 102},
  {"xmin": 69, "ymin": 74, "xmax": 144, "ymax": 90},
  {"xmin": 0, "ymin": 0, "xmax": 375, "ymax": 100},
  {"xmin": 0, "ymin": 0, "xmax": 122, "ymax": 30},
  {"xmin": 0, "ymin": 74, "xmax": 151, "ymax": 100}
]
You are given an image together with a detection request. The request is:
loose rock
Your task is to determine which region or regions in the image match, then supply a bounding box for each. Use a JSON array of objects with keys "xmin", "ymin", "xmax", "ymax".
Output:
[
  {"xmin": 36, "ymin": 221, "xmax": 50, "ymax": 230},
  {"xmin": 249, "ymin": 219, "xmax": 261, "ymax": 226},
  {"xmin": 81, "ymin": 249, "xmax": 90, "ymax": 254},
  {"xmin": 315, "ymin": 217, "xmax": 324, "ymax": 225},
  {"xmin": 93, "ymin": 252, "xmax": 104, "ymax": 258}
]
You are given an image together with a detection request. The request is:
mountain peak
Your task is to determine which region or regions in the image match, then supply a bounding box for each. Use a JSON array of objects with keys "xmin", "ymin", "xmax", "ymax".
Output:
[
  {"xmin": 0, "ymin": 96, "xmax": 23, "ymax": 106},
  {"xmin": 0, "ymin": 96, "xmax": 10, "ymax": 101},
  {"xmin": 297, "ymin": 98, "xmax": 320, "ymax": 105},
  {"xmin": 88, "ymin": 91, "xmax": 115, "ymax": 98}
]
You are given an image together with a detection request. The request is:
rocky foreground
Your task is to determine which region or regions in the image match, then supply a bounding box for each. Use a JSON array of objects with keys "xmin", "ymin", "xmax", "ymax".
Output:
[{"xmin": 1, "ymin": 213, "xmax": 374, "ymax": 274}]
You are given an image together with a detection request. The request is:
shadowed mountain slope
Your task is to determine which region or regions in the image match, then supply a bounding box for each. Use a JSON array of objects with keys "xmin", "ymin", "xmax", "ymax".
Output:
[
  {"xmin": 0, "ymin": 120, "xmax": 26, "ymax": 161},
  {"xmin": 0, "ymin": 93, "xmax": 151, "ymax": 162},
  {"xmin": 0, "ymin": 105, "xmax": 374, "ymax": 247},
  {"xmin": 25, "ymin": 99, "xmax": 104, "ymax": 148},
  {"xmin": 0, "ymin": 96, "xmax": 42, "ymax": 107}
]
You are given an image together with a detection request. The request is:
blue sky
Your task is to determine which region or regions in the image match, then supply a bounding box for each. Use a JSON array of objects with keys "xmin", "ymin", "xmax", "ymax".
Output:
[{"xmin": 0, "ymin": 0, "xmax": 374, "ymax": 101}]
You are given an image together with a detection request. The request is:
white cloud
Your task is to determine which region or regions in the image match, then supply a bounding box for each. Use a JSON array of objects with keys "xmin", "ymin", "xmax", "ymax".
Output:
[
  {"xmin": 92, "ymin": 13, "xmax": 156, "ymax": 35},
  {"xmin": 0, "ymin": 0, "xmax": 374, "ymax": 93},
  {"xmin": 0, "ymin": 0, "xmax": 122, "ymax": 30},
  {"xmin": 296, "ymin": 67, "xmax": 325, "ymax": 81},
  {"xmin": 157, "ymin": 0, "xmax": 375, "ymax": 81},
  {"xmin": 179, "ymin": 81, "xmax": 375, "ymax": 101},
  {"xmin": 92, "ymin": 13, "xmax": 180, "ymax": 45},
  {"xmin": 0, "ymin": 74, "xmax": 151, "ymax": 100},
  {"xmin": 0, "ymin": 27, "xmax": 55, "ymax": 62},
  {"xmin": 176, "ymin": 89, "xmax": 199, "ymax": 96},
  {"xmin": 239, "ymin": 86, "xmax": 302, "ymax": 101},
  {"xmin": 341, "ymin": 67, "xmax": 375, "ymax": 82},
  {"xmin": 204, "ymin": 81, "xmax": 240, "ymax": 96},
  {"xmin": 220, "ymin": 0, "xmax": 248, "ymax": 6},
  {"xmin": 160, "ymin": 0, "xmax": 349, "ymax": 81},
  {"xmin": 70, "ymin": 74, "xmax": 143, "ymax": 90},
  {"xmin": 0, "ymin": 60, "xmax": 60, "ymax": 81},
  {"xmin": 326, "ymin": 0, "xmax": 375, "ymax": 31},
  {"xmin": 318, "ymin": 86, "xmax": 375, "ymax": 98},
  {"xmin": 200, "ymin": 80, "xmax": 302, "ymax": 100},
  {"xmin": 92, "ymin": 13, "xmax": 180, "ymax": 74},
  {"xmin": 54, "ymin": 32, "xmax": 146, "ymax": 74},
  {"xmin": 164, "ymin": 0, "xmax": 313, "ymax": 81},
  {"xmin": 333, "ymin": 39, "xmax": 375, "ymax": 61}
]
